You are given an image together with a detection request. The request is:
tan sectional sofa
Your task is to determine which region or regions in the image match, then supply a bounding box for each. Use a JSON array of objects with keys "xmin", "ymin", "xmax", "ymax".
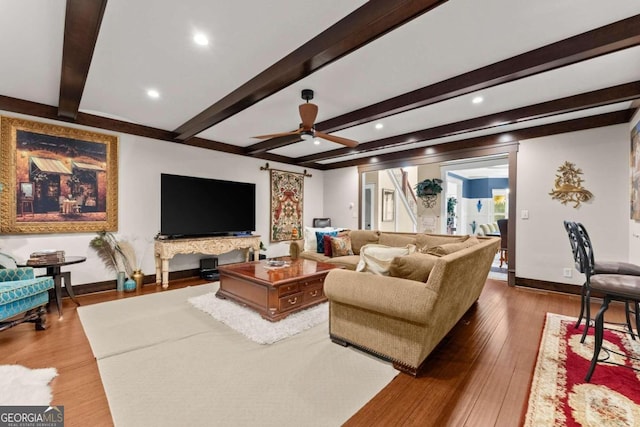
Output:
[{"xmin": 290, "ymin": 230, "xmax": 499, "ymax": 376}]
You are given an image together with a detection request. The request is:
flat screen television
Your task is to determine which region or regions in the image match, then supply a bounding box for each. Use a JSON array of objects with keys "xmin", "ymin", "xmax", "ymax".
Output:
[{"xmin": 160, "ymin": 173, "xmax": 256, "ymax": 238}]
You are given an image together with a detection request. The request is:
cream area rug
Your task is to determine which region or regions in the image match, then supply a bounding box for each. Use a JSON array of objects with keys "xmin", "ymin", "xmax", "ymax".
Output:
[
  {"xmin": 0, "ymin": 365, "xmax": 57, "ymax": 405},
  {"xmin": 78, "ymin": 283, "xmax": 398, "ymax": 427},
  {"xmin": 188, "ymin": 291, "xmax": 328, "ymax": 344}
]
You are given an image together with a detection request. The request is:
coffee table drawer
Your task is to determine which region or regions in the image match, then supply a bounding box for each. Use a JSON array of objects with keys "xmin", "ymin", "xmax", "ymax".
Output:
[
  {"xmin": 278, "ymin": 283, "xmax": 299, "ymax": 297},
  {"xmin": 279, "ymin": 292, "xmax": 304, "ymax": 312},
  {"xmin": 303, "ymin": 285, "xmax": 324, "ymax": 303}
]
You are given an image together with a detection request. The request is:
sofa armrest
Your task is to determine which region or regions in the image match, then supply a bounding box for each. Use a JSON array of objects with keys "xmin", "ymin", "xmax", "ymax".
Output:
[
  {"xmin": 289, "ymin": 240, "xmax": 304, "ymax": 258},
  {"xmin": 324, "ymin": 269, "xmax": 437, "ymax": 325}
]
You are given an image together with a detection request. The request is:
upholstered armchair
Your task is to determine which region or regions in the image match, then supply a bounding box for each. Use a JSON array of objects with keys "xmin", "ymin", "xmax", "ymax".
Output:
[{"xmin": 0, "ymin": 267, "xmax": 54, "ymax": 331}]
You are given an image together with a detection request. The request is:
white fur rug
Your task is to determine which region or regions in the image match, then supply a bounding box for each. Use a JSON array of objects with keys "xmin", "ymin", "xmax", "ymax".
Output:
[
  {"xmin": 188, "ymin": 292, "xmax": 328, "ymax": 344},
  {"xmin": 0, "ymin": 365, "xmax": 57, "ymax": 405}
]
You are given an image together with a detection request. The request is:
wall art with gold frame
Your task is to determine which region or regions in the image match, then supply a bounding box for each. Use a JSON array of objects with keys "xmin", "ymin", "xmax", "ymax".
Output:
[{"xmin": 0, "ymin": 116, "xmax": 118, "ymax": 234}]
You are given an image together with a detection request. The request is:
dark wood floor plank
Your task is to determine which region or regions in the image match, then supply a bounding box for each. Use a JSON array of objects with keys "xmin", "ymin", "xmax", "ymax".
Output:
[{"xmin": 0, "ymin": 277, "xmax": 627, "ymax": 427}]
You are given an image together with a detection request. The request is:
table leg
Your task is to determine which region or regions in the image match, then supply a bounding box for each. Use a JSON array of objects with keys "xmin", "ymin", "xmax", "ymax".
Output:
[
  {"xmin": 52, "ymin": 274, "xmax": 63, "ymax": 319},
  {"xmin": 61, "ymin": 271, "xmax": 80, "ymax": 307},
  {"xmin": 155, "ymin": 254, "xmax": 162, "ymax": 285},
  {"xmin": 162, "ymin": 258, "xmax": 169, "ymax": 289}
]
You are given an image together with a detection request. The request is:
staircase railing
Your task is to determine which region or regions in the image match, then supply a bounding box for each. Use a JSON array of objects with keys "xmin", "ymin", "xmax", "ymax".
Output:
[{"xmin": 387, "ymin": 169, "xmax": 417, "ymax": 231}]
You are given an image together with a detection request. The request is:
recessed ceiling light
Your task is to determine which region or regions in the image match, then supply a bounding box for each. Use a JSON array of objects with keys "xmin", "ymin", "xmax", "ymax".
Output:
[
  {"xmin": 375, "ymin": 123, "xmax": 384, "ymax": 130},
  {"xmin": 147, "ymin": 89, "xmax": 160, "ymax": 99},
  {"xmin": 193, "ymin": 33, "xmax": 209, "ymax": 46},
  {"xmin": 313, "ymin": 139, "xmax": 321, "ymax": 145},
  {"xmin": 472, "ymin": 96, "xmax": 484, "ymax": 104}
]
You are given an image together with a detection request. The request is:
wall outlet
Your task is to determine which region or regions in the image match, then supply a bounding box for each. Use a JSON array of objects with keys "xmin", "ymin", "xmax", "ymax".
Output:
[
  {"xmin": 521, "ymin": 209, "xmax": 529, "ymax": 219},
  {"xmin": 563, "ymin": 268, "xmax": 572, "ymax": 278}
]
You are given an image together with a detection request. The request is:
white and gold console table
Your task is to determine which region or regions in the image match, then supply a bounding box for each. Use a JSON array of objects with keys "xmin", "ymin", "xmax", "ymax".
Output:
[{"xmin": 154, "ymin": 235, "xmax": 261, "ymax": 288}]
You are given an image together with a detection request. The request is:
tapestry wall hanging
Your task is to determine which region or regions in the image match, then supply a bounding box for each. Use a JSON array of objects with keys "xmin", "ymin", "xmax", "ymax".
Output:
[
  {"xmin": 270, "ymin": 169, "xmax": 303, "ymax": 242},
  {"xmin": 0, "ymin": 116, "xmax": 118, "ymax": 234}
]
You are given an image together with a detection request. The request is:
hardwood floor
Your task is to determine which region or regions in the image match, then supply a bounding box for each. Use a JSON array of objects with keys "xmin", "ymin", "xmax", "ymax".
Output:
[{"xmin": 0, "ymin": 277, "xmax": 627, "ymax": 427}]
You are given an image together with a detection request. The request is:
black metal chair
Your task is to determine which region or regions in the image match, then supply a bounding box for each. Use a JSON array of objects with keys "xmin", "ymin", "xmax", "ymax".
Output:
[
  {"xmin": 573, "ymin": 227, "xmax": 640, "ymax": 381},
  {"xmin": 564, "ymin": 221, "xmax": 640, "ymax": 343}
]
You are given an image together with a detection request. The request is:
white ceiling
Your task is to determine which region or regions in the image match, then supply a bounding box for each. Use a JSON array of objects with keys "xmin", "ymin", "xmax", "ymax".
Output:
[{"xmin": 1, "ymin": 0, "xmax": 639, "ymax": 169}]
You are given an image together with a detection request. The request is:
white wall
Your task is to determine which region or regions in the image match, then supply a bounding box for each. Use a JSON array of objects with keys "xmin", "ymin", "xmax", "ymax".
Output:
[
  {"xmin": 630, "ymin": 109, "xmax": 640, "ymax": 262},
  {"xmin": 516, "ymin": 124, "xmax": 629, "ymax": 284},
  {"xmin": 2, "ymin": 111, "xmax": 635, "ymax": 289},
  {"xmin": 0, "ymin": 112, "xmax": 324, "ymax": 286},
  {"xmin": 323, "ymin": 166, "xmax": 358, "ymax": 230}
]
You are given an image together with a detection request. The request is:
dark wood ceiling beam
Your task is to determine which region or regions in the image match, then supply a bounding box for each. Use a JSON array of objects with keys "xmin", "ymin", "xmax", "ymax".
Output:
[
  {"xmin": 245, "ymin": 134, "xmax": 302, "ymax": 155},
  {"xmin": 295, "ymin": 81, "xmax": 640, "ymax": 164},
  {"xmin": 311, "ymin": 14, "xmax": 640, "ymax": 135},
  {"xmin": 172, "ymin": 0, "xmax": 448, "ymax": 141},
  {"xmin": 1, "ymin": 95, "xmax": 246, "ymax": 155},
  {"xmin": 320, "ymin": 109, "xmax": 633, "ymax": 170},
  {"xmin": 244, "ymin": 14, "xmax": 640, "ymax": 156},
  {"xmin": 58, "ymin": 0, "xmax": 108, "ymax": 120}
]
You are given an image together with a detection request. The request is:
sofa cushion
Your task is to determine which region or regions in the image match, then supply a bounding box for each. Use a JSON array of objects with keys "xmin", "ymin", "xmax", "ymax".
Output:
[
  {"xmin": 416, "ymin": 234, "xmax": 469, "ymax": 253},
  {"xmin": 379, "ymin": 233, "xmax": 416, "ymax": 247},
  {"xmin": 316, "ymin": 230, "xmax": 338, "ymax": 253},
  {"xmin": 349, "ymin": 230, "xmax": 380, "ymax": 255},
  {"xmin": 389, "ymin": 253, "xmax": 439, "ymax": 282},
  {"xmin": 299, "ymin": 251, "xmax": 332, "ymax": 263},
  {"xmin": 328, "ymin": 255, "xmax": 360, "ymax": 270},
  {"xmin": 330, "ymin": 235, "xmax": 353, "ymax": 257},
  {"xmin": 426, "ymin": 236, "xmax": 480, "ymax": 257},
  {"xmin": 356, "ymin": 244, "xmax": 416, "ymax": 275}
]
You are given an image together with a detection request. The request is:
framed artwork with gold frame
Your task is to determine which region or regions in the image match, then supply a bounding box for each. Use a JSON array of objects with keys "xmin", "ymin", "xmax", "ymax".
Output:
[{"xmin": 0, "ymin": 116, "xmax": 118, "ymax": 234}]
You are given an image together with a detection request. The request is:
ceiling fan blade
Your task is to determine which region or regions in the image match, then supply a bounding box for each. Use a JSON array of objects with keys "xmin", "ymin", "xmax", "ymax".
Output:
[
  {"xmin": 253, "ymin": 128, "xmax": 302, "ymax": 139},
  {"xmin": 315, "ymin": 131, "xmax": 359, "ymax": 148},
  {"xmin": 299, "ymin": 103, "xmax": 318, "ymax": 129}
]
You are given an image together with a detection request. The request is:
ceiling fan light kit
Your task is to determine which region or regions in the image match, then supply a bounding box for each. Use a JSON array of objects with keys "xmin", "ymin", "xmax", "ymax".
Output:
[{"xmin": 253, "ymin": 89, "xmax": 359, "ymax": 148}]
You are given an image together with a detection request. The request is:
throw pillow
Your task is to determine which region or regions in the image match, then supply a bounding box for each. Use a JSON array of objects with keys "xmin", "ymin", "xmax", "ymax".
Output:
[
  {"xmin": 330, "ymin": 235, "xmax": 354, "ymax": 257},
  {"xmin": 389, "ymin": 253, "xmax": 439, "ymax": 282},
  {"xmin": 427, "ymin": 236, "xmax": 480, "ymax": 257},
  {"xmin": 304, "ymin": 226, "xmax": 337, "ymax": 252},
  {"xmin": 316, "ymin": 230, "xmax": 338, "ymax": 254},
  {"xmin": 323, "ymin": 234, "xmax": 333, "ymax": 256},
  {"xmin": 355, "ymin": 244, "xmax": 417, "ymax": 276}
]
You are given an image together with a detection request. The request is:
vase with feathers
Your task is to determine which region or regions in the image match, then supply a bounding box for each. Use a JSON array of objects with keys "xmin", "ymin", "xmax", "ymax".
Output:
[{"xmin": 89, "ymin": 231, "xmax": 137, "ymax": 287}]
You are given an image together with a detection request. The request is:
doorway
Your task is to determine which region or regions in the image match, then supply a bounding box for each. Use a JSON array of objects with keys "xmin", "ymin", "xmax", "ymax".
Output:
[{"xmin": 362, "ymin": 184, "xmax": 375, "ymax": 230}]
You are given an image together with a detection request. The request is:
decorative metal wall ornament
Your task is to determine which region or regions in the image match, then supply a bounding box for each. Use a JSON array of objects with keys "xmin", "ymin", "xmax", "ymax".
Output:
[
  {"xmin": 414, "ymin": 178, "xmax": 442, "ymax": 209},
  {"xmin": 549, "ymin": 161, "xmax": 593, "ymax": 208}
]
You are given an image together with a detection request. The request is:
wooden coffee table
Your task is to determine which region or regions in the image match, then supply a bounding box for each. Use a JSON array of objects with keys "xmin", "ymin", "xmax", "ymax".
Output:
[{"xmin": 216, "ymin": 258, "xmax": 340, "ymax": 322}]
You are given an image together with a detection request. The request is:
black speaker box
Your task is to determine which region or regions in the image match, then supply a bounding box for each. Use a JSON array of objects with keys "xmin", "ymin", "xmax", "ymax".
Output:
[{"xmin": 200, "ymin": 257, "xmax": 219, "ymax": 281}]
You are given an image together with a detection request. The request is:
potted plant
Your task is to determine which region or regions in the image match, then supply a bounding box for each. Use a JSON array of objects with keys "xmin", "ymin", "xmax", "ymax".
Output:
[
  {"xmin": 414, "ymin": 178, "xmax": 443, "ymax": 208},
  {"xmin": 447, "ymin": 197, "xmax": 457, "ymax": 233}
]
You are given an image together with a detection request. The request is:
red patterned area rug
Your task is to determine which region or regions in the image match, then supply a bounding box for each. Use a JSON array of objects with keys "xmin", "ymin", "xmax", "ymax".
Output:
[{"xmin": 523, "ymin": 313, "xmax": 640, "ymax": 426}]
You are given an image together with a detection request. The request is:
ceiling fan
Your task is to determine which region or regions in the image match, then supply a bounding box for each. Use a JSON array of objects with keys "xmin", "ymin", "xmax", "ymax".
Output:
[{"xmin": 253, "ymin": 89, "xmax": 359, "ymax": 148}]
